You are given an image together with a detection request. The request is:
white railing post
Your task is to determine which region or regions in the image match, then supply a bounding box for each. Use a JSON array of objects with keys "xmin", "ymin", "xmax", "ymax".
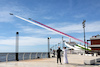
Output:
[
  {"xmin": 35, "ymin": 53, "xmax": 38, "ymax": 59},
  {"xmin": 29, "ymin": 53, "xmax": 32, "ymax": 59},
  {"xmin": 23, "ymin": 53, "xmax": 25, "ymax": 60},
  {"xmin": 45, "ymin": 53, "xmax": 46, "ymax": 58},
  {"xmin": 6, "ymin": 53, "xmax": 9, "ymax": 62},
  {"xmin": 45, "ymin": 53, "xmax": 47, "ymax": 58},
  {"xmin": 41, "ymin": 53, "xmax": 43, "ymax": 58}
]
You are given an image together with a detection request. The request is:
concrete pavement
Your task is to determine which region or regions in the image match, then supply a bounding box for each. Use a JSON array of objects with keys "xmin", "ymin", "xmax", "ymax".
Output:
[{"xmin": 0, "ymin": 54, "xmax": 100, "ymax": 67}]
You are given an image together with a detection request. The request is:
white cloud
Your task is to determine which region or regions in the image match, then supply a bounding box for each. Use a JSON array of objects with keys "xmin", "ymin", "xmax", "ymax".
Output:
[
  {"xmin": 0, "ymin": 11, "xmax": 14, "ymax": 22},
  {"xmin": 73, "ymin": 14, "xmax": 86, "ymax": 18},
  {"xmin": 1, "ymin": 1, "xmax": 99, "ymax": 34},
  {"xmin": 0, "ymin": 38, "xmax": 15, "ymax": 45},
  {"xmin": 56, "ymin": 23, "xmax": 83, "ymax": 33},
  {"xmin": 54, "ymin": 21, "xmax": 100, "ymax": 33},
  {"xmin": 0, "ymin": 35, "xmax": 92, "ymax": 47},
  {"xmin": 86, "ymin": 21, "xmax": 100, "ymax": 32},
  {"xmin": 17, "ymin": 25, "xmax": 57, "ymax": 35},
  {"xmin": 16, "ymin": 21, "xmax": 100, "ymax": 37},
  {"xmin": 43, "ymin": 17, "xmax": 54, "ymax": 20},
  {"xmin": 0, "ymin": 2, "xmax": 45, "ymax": 23},
  {"xmin": 0, "ymin": 36, "xmax": 64, "ymax": 46}
]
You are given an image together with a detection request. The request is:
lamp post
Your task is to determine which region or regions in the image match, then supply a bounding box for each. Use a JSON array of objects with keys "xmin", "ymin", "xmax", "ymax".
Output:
[
  {"xmin": 82, "ymin": 20, "xmax": 86, "ymax": 53},
  {"xmin": 16, "ymin": 32, "xmax": 19, "ymax": 61},
  {"xmin": 54, "ymin": 46, "xmax": 55, "ymax": 49},
  {"xmin": 58, "ymin": 43, "xmax": 60, "ymax": 47},
  {"xmin": 55, "ymin": 44, "xmax": 57, "ymax": 50},
  {"xmin": 87, "ymin": 40, "xmax": 90, "ymax": 51},
  {"xmin": 63, "ymin": 40, "xmax": 66, "ymax": 47},
  {"xmin": 48, "ymin": 37, "xmax": 51, "ymax": 58},
  {"xmin": 62, "ymin": 37, "xmax": 64, "ymax": 48}
]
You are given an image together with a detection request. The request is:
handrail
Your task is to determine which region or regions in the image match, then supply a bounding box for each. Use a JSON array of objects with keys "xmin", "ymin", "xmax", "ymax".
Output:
[{"xmin": 1, "ymin": 52, "xmax": 48, "ymax": 62}]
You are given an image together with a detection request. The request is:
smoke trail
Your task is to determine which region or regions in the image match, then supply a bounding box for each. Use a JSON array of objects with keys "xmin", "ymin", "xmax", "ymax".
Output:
[{"xmin": 14, "ymin": 15, "xmax": 90, "ymax": 45}]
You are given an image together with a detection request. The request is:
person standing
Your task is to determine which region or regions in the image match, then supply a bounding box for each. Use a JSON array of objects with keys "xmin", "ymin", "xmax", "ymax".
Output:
[
  {"xmin": 53, "ymin": 50, "xmax": 55, "ymax": 57},
  {"xmin": 63, "ymin": 47, "xmax": 68, "ymax": 64},
  {"xmin": 57, "ymin": 46, "xmax": 62, "ymax": 64}
]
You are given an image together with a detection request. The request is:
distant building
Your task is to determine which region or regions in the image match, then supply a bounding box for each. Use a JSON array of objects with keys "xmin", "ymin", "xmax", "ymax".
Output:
[
  {"xmin": 66, "ymin": 42, "xmax": 77, "ymax": 47},
  {"xmin": 66, "ymin": 38, "xmax": 77, "ymax": 47},
  {"xmin": 90, "ymin": 34, "xmax": 100, "ymax": 50}
]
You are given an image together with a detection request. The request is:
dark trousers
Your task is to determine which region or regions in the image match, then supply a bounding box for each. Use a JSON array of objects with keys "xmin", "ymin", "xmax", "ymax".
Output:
[{"xmin": 57, "ymin": 57, "xmax": 61, "ymax": 63}]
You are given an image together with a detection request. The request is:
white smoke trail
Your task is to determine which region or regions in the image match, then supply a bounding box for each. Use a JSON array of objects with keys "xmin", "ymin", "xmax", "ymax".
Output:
[
  {"xmin": 13, "ymin": 15, "xmax": 90, "ymax": 45},
  {"xmin": 14, "ymin": 15, "xmax": 67, "ymax": 37}
]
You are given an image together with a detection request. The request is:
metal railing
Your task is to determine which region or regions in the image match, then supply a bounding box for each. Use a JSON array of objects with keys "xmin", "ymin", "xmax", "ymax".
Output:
[
  {"xmin": 2, "ymin": 50, "xmax": 85, "ymax": 62},
  {"xmin": 66, "ymin": 50, "xmax": 85, "ymax": 54},
  {"xmin": 0, "ymin": 52, "xmax": 48, "ymax": 62}
]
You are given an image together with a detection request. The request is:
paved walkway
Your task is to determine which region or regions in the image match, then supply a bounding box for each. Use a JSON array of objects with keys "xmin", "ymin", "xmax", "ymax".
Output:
[{"xmin": 0, "ymin": 54, "xmax": 100, "ymax": 67}]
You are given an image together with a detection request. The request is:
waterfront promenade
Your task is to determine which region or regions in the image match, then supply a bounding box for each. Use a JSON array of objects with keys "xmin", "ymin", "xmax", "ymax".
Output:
[{"xmin": 0, "ymin": 54, "xmax": 100, "ymax": 67}]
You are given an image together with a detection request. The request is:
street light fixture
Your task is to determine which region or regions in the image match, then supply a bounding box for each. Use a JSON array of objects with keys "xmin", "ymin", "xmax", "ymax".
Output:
[
  {"xmin": 47, "ymin": 37, "xmax": 51, "ymax": 58},
  {"xmin": 82, "ymin": 20, "xmax": 86, "ymax": 53}
]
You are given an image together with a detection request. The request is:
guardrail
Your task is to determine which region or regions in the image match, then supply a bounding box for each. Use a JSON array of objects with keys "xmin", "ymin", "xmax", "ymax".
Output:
[
  {"xmin": 50, "ymin": 50, "xmax": 84, "ymax": 55},
  {"xmin": 67, "ymin": 50, "xmax": 85, "ymax": 54},
  {"xmin": 2, "ymin": 50, "xmax": 85, "ymax": 62},
  {"xmin": 0, "ymin": 52, "xmax": 48, "ymax": 62}
]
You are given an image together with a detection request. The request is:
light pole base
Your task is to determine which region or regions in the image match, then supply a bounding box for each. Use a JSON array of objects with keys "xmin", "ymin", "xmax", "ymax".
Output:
[{"xmin": 48, "ymin": 52, "xmax": 50, "ymax": 58}]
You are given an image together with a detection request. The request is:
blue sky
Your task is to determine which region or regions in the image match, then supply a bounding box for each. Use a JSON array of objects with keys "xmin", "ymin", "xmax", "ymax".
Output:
[{"xmin": 0, "ymin": 0, "xmax": 100, "ymax": 52}]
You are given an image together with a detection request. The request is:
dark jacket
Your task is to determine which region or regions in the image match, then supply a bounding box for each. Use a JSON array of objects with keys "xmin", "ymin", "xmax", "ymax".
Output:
[{"xmin": 57, "ymin": 48, "xmax": 62, "ymax": 58}]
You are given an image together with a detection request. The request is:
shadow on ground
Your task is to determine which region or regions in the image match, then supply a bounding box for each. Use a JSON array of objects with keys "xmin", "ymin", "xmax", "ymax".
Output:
[{"xmin": 68, "ymin": 63, "xmax": 100, "ymax": 67}]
